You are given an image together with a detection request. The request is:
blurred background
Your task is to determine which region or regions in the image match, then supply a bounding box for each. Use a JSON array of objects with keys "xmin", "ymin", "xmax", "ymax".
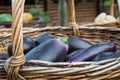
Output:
[{"xmin": 0, "ymin": 0, "xmax": 119, "ymax": 27}]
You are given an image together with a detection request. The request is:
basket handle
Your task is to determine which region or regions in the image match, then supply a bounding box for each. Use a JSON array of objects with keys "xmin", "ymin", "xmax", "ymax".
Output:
[
  {"xmin": 68, "ymin": 0, "xmax": 80, "ymax": 36},
  {"xmin": 4, "ymin": 0, "xmax": 25, "ymax": 80},
  {"xmin": 4, "ymin": 0, "xmax": 79, "ymax": 79}
]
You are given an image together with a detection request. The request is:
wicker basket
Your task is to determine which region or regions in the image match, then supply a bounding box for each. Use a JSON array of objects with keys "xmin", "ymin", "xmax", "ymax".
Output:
[
  {"xmin": 0, "ymin": 0, "xmax": 120, "ymax": 80},
  {"xmin": 86, "ymin": 22, "xmax": 119, "ymax": 28},
  {"xmin": 0, "ymin": 28, "xmax": 38, "ymax": 53},
  {"xmin": 0, "ymin": 27, "xmax": 120, "ymax": 80}
]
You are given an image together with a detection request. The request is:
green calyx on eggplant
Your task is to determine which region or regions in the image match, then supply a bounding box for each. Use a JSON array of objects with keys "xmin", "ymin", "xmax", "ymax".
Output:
[
  {"xmin": 68, "ymin": 35, "xmax": 93, "ymax": 53},
  {"xmin": 35, "ymin": 33, "xmax": 53, "ymax": 46},
  {"xmin": 8, "ymin": 36, "xmax": 36, "ymax": 57},
  {"xmin": 92, "ymin": 52, "xmax": 120, "ymax": 61},
  {"xmin": 25, "ymin": 38, "xmax": 68, "ymax": 62},
  {"xmin": 55, "ymin": 35, "xmax": 68, "ymax": 44},
  {"xmin": 69, "ymin": 42, "xmax": 116, "ymax": 62}
]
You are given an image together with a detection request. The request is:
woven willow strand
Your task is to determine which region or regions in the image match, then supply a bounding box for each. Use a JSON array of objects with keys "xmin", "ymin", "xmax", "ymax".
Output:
[
  {"xmin": 4, "ymin": 0, "xmax": 25, "ymax": 80},
  {"xmin": 68, "ymin": 0, "xmax": 80, "ymax": 36}
]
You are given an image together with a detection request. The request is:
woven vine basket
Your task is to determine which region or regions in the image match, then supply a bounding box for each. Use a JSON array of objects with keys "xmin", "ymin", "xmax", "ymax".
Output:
[
  {"xmin": 0, "ymin": 26, "xmax": 120, "ymax": 80},
  {"xmin": 0, "ymin": 0, "xmax": 120, "ymax": 80}
]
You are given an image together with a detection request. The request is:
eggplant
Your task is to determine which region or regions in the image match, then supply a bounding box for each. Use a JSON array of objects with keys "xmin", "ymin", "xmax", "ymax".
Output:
[
  {"xmin": 0, "ymin": 53, "xmax": 9, "ymax": 60},
  {"xmin": 55, "ymin": 36, "xmax": 68, "ymax": 44},
  {"xmin": 8, "ymin": 36, "xmax": 36, "ymax": 57},
  {"xmin": 23, "ymin": 36, "xmax": 36, "ymax": 53},
  {"xmin": 93, "ymin": 52, "xmax": 120, "ymax": 61},
  {"xmin": 8, "ymin": 43, "xmax": 13, "ymax": 57},
  {"xmin": 65, "ymin": 49, "xmax": 84, "ymax": 62},
  {"xmin": 69, "ymin": 42, "xmax": 116, "ymax": 62},
  {"xmin": 35, "ymin": 33, "xmax": 53, "ymax": 46},
  {"xmin": 68, "ymin": 35, "xmax": 92, "ymax": 53},
  {"xmin": 25, "ymin": 38, "xmax": 68, "ymax": 62}
]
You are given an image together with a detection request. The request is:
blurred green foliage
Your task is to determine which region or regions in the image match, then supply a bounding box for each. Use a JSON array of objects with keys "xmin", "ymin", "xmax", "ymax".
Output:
[
  {"xmin": 28, "ymin": 8, "xmax": 50, "ymax": 24},
  {"xmin": 103, "ymin": 0, "xmax": 110, "ymax": 6}
]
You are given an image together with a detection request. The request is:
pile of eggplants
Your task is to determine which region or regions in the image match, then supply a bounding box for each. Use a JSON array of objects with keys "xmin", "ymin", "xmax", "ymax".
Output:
[{"xmin": 4, "ymin": 33, "xmax": 120, "ymax": 62}]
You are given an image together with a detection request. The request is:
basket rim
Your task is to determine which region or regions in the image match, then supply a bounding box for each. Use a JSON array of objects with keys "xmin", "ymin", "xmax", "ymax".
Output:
[
  {"xmin": 0, "ymin": 57, "xmax": 119, "ymax": 66},
  {"xmin": 0, "ymin": 26, "xmax": 119, "ymax": 37}
]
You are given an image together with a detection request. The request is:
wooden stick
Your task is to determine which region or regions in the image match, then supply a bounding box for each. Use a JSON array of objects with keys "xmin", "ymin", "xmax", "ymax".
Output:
[
  {"xmin": 68, "ymin": 0, "xmax": 79, "ymax": 36},
  {"xmin": 68, "ymin": 0, "xmax": 76, "ymax": 25},
  {"xmin": 110, "ymin": 0, "xmax": 114, "ymax": 16}
]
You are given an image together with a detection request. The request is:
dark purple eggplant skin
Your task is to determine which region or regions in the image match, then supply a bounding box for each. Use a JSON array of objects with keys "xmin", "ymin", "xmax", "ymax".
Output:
[
  {"xmin": 69, "ymin": 42, "xmax": 116, "ymax": 62},
  {"xmin": 0, "ymin": 53, "xmax": 9, "ymax": 60},
  {"xmin": 25, "ymin": 38, "xmax": 68, "ymax": 62},
  {"xmin": 92, "ymin": 52, "xmax": 120, "ymax": 61},
  {"xmin": 23, "ymin": 36, "xmax": 36, "ymax": 53},
  {"xmin": 35, "ymin": 33, "xmax": 53, "ymax": 46},
  {"xmin": 68, "ymin": 35, "xmax": 93, "ymax": 53},
  {"xmin": 8, "ymin": 43, "xmax": 13, "ymax": 57},
  {"xmin": 8, "ymin": 36, "xmax": 36, "ymax": 57},
  {"xmin": 64, "ymin": 49, "xmax": 84, "ymax": 62}
]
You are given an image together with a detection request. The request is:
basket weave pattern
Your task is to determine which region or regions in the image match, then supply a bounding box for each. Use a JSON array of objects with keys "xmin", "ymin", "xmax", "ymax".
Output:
[{"xmin": 0, "ymin": 27, "xmax": 120, "ymax": 79}]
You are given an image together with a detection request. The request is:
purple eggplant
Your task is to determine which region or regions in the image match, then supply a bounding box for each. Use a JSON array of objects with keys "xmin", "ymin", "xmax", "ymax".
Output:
[
  {"xmin": 65, "ymin": 49, "xmax": 84, "ymax": 62},
  {"xmin": 68, "ymin": 35, "xmax": 92, "ymax": 53},
  {"xmin": 8, "ymin": 36, "xmax": 36, "ymax": 57},
  {"xmin": 25, "ymin": 38, "xmax": 68, "ymax": 62},
  {"xmin": 93, "ymin": 52, "xmax": 120, "ymax": 61},
  {"xmin": 69, "ymin": 42, "xmax": 116, "ymax": 62},
  {"xmin": 0, "ymin": 53, "xmax": 9, "ymax": 60},
  {"xmin": 8, "ymin": 43, "xmax": 12, "ymax": 57},
  {"xmin": 35, "ymin": 33, "xmax": 53, "ymax": 46}
]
